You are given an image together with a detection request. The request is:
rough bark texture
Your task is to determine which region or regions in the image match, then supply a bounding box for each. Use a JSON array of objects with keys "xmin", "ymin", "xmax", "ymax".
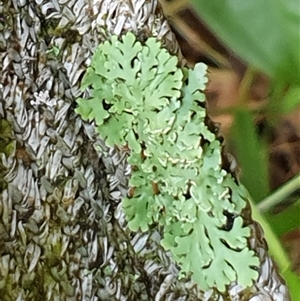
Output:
[{"xmin": 0, "ymin": 0, "xmax": 291, "ymax": 300}]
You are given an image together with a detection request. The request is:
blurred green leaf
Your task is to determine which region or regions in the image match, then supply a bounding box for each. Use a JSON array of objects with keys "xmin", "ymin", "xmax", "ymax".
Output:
[
  {"xmin": 282, "ymin": 269, "xmax": 300, "ymax": 301},
  {"xmin": 258, "ymin": 174, "xmax": 300, "ymax": 212},
  {"xmin": 190, "ymin": 0, "xmax": 300, "ymax": 84},
  {"xmin": 231, "ymin": 110, "xmax": 270, "ymax": 203},
  {"xmin": 265, "ymin": 199, "xmax": 300, "ymax": 237},
  {"xmin": 281, "ymin": 85, "xmax": 300, "ymax": 113},
  {"xmin": 266, "ymin": 84, "xmax": 300, "ymax": 123}
]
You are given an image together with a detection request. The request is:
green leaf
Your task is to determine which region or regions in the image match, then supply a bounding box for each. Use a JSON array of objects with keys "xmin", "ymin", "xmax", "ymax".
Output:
[
  {"xmin": 231, "ymin": 110, "xmax": 270, "ymax": 203},
  {"xmin": 282, "ymin": 269, "xmax": 300, "ymax": 301},
  {"xmin": 190, "ymin": 0, "xmax": 300, "ymax": 85},
  {"xmin": 265, "ymin": 199, "xmax": 300, "ymax": 237},
  {"xmin": 281, "ymin": 85, "xmax": 300, "ymax": 113}
]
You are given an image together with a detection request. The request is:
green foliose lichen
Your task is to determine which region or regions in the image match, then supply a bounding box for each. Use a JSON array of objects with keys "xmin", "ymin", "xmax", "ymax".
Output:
[{"xmin": 76, "ymin": 32, "xmax": 259, "ymax": 292}]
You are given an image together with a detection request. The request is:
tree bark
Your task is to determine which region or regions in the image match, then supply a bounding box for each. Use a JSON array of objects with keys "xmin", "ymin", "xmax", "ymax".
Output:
[{"xmin": 0, "ymin": 0, "xmax": 291, "ymax": 300}]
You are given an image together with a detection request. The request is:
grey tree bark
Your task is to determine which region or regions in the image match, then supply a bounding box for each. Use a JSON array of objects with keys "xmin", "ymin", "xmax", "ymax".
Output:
[{"xmin": 0, "ymin": 0, "xmax": 291, "ymax": 300}]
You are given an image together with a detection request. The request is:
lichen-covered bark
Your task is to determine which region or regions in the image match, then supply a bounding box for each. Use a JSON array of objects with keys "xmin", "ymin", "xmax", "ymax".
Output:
[{"xmin": 0, "ymin": 0, "xmax": 290, "ymax": 300}]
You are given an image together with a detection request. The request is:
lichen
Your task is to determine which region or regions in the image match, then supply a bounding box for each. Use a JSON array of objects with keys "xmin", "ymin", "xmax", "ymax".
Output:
[{"xmin": 76, "ymin": 31, "xmax": 259, "ymax": 291}]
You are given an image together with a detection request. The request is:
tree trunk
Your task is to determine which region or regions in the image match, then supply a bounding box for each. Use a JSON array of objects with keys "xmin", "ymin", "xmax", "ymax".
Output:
[{"xmin": 0, "ymin": 0, "xmax": 291, "ymax": 300}]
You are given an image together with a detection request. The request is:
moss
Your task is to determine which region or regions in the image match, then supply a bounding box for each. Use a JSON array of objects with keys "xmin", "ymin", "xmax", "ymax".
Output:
[{"xmin": 0, "ymin": 119, "xmax": 15, "ymax": 192}]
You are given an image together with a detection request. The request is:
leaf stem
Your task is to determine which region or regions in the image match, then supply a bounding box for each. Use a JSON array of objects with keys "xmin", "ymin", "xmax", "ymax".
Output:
[{"xmin": 257, "ymin": 173, "xmax": 300, "ymax": 212}]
